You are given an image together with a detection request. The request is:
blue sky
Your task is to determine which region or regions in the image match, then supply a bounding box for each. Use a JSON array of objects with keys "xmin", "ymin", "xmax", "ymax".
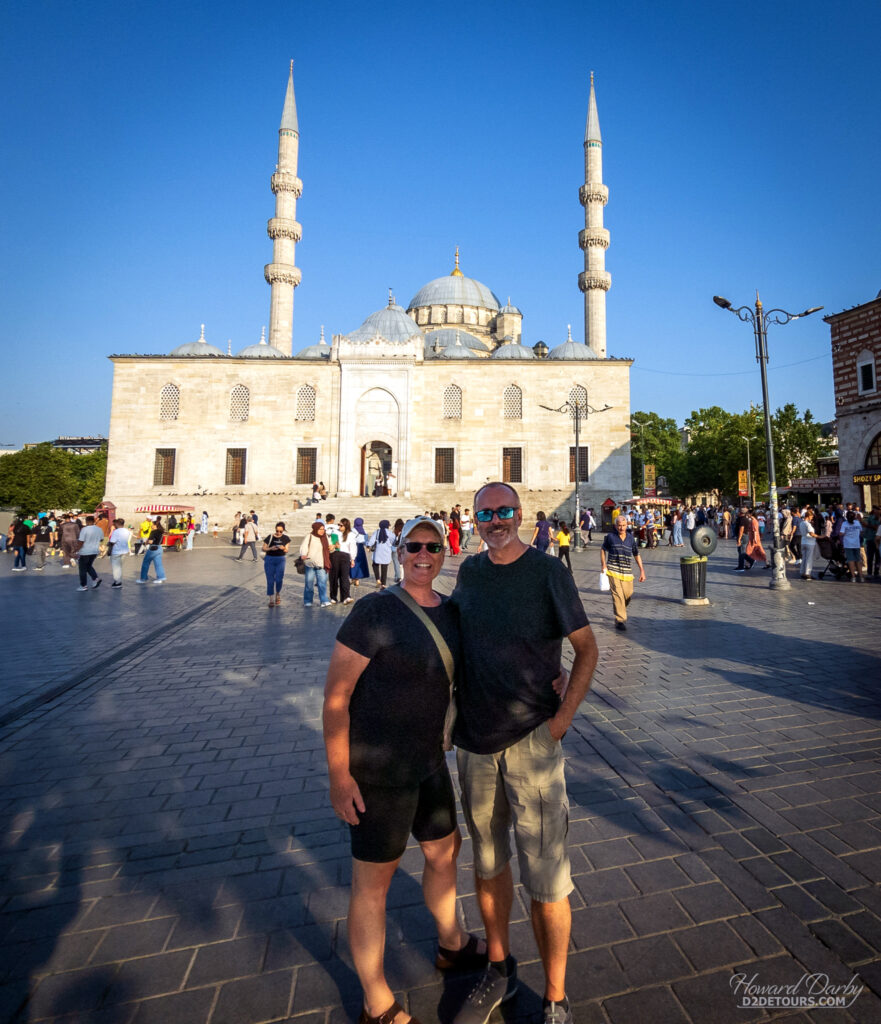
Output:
[{"xmin": 2, "ymin": 0, "xmax": 879, "ymax": 447}]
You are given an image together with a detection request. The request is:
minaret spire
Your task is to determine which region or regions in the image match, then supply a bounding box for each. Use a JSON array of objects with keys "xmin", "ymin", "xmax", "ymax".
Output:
[
  {"xmin": 264, "ymin": 62, "xmax": 302, "ymax": 356},
  {"xmin": 578, "ymin": 71, "xmax": 611, "ymax": 357}
]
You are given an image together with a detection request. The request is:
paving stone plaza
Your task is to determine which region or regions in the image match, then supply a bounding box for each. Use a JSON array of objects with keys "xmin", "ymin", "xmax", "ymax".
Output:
[{"xmin": 1, "ymin": 534, "xmax": 880, "ymax": 1024}]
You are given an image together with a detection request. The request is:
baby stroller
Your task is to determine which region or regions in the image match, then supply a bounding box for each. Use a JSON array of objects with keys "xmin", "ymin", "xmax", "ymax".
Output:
[{"xmin": 816, "ymin": 535, "xmax": 848, "ymax": 580}]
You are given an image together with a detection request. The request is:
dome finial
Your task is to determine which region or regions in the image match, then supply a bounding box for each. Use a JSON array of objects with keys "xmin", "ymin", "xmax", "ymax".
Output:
[
  {"xmin": 319, "ymin": 325, "xmax": 326, "ymax": 345},
  {"xmin": 451, "ymin": 246, "xmax": 463, "ymax": 277},
  {"xmin": 199, "ymin": 324, "xmax": 206, "ymax": 342},
  {"xmin": 227, "ymin": 339, "xmax": 232, "ymax": 355},
  {"xmin": 388, "ymin": 287, "xmax": 395, "ymax": 308},
  {"xmin": 567, "ymin": 323, "xmax": 572, "ymax": 342},
  {"xmin": 260, "ymin": 326, "xmax": 267, "ymax": 345}
]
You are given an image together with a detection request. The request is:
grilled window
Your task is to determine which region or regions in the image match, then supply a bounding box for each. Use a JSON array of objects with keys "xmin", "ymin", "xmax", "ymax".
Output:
[
  {"xmin": 443, "ymin": 384, "xmax": 462, "ymax": 420},
  {"xmin": 159, "ymin": 384, "xmax": 179, "ymax": 421},
  {"xmin": 434, "ymin": 447, "xmax": 455, "ymax": 484},
  {"xmin": 296, "ymin": 447, "xmax": 317, "ymax": 485},
  {"xmin": 153, "ymin": 448, "xmax": 176, "ymax": 486},
  {"xmin": 503, "ymin": 385, "xmax": 522, "ymax": 420},
  {"xmin": 502, "ymin": 447, "xmax": 522, "ymax": 484},
  {"xmin": 225, "ymin": 448, "xmax": 247, "ymax": 485},
  {"xmin": 569, "ymin": 446, "xmax": 590, "ymax": 482},
  {"xmin": 295, "ymin": 385, "xmax": 316, "ymax": 421},
  {"xmin": 230, "ymin": 385, "xmax": 250, "ymax": 422}
]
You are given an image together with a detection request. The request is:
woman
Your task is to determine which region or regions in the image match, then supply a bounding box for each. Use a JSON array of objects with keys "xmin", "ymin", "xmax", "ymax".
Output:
[
  {"xmin": 312, "ymin": 482, "xmax": 321, "ymax": 505},
  {"xmin": 390, "ymin": 519, "xmax": 404, "ymax": 583},
  {"xmin": 263, "ymin": 521, "xmax": 290, "ymax": 606},
  {"xmin": 350, "ymin": 518, "xmax": 370, "ymax": 587},
  {"xmin": 201, "ymin": 510, "xmax": 209, "ymax": 534},
  {"xmin": 138, "ymin": 517, "xmax": 166, "ymax": 584},
  {"xmin": 323, "ymin": 518, "xmax": 486, "ymax": 1024},
  {"xmin": 299, "ymin": 521, "xmax": 332, "ymax": 606},
  {"xmin": 672, "ymin": 510, "xmax": 684, "ymax": 547},
  {"xmin": 367, "ymin": 519, "xmax": 394, "ymax": 589},
  {"xmin": 530, "ymin": 510, "xmax": 552, "ymax": 553},
  {"xmin": 556, "ymin": 521, "xmax": 572, "ymax": 572},
  {"xmin": 336, "ymin": 519, "xmax": 357, "ymax": 604},
  {"xmin": 185, "ymin": 514, "xmax": 196, "ymax": 550},
  {"xmin": 798, "ymin": 509, "xmax": 818, "ymax": 580},
  {"xmin": 447, "ymin": 514, "xmax": 460, "ymax": 556},
  {"xmin": 745, "ymin": 511, "xmax": 767, "ymax": 566}
]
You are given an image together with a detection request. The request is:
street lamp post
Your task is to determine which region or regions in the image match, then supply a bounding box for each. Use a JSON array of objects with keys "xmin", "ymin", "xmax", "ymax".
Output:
[
  {"xmin": 540, "ymin": 399, "xmax": 611, "ymax": 550},
  {"xmin": 739, "ymin": 435, "xmax": 756, "ymax": 506},
  {"xmin": 714, "ymin": 294, "xmax": 822, "ymax": 590}
]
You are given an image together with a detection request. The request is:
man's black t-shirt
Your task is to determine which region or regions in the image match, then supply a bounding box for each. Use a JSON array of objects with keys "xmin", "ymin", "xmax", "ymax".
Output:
[
  {"xmin": 11, "ymin": 522, "xmax": 32, "ymax": 546},
  {"xmin": 451, "ymin": 546, "xmax": 589, "ymax": 755},
  {"xmin": 735, "ymin": 514, "xmax": 750, "ymax": 539},
  {"xmin": 336, "ymin": 589, "xmax": 459, "ymax": 787},
  {"xmin": 33, "ymin": 522, "xmax": 53, "ymax": 544}
]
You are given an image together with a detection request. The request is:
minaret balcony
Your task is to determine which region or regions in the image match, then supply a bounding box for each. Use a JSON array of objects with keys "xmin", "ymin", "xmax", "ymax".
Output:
[
  {"xmin": 578, "ymin": 271, "xmax": 611, "ymax": 292},
  {"xmin": 579, "ymin": 183, "xmax": 609, "ymax": 206},
  {"xmin": 267, "ymin": 218, "xmax": 302, "ymax": 241},
  {"xmin": 264, "ymin": 264, "xmax": 302, "ymax": 287},
  {"xmin": 270, "ymin": 172, "xmax": 303, "ymax": 197},
  {"xmin": 579, "ymin": 228, "xmax": 610, "ymax": 251}
]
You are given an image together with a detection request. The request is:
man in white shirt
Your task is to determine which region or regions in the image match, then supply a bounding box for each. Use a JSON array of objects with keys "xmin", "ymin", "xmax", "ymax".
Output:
[
  {"xmin": 839, "ymin": 511, "xmax": 864, "ymax": 582},
  {"xmin": 76, "ymin": 515, "xmax": 104, "ymax": 591},
  {"xmin": 108, "ymin": 518, "xmax": 133, "ymax": 589}
]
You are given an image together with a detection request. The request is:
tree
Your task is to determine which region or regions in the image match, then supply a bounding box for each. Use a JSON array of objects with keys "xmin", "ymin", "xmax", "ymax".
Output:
[
  {"xmin": 70, "ymin": 445, "xmax": 108, "ymax": 510},
  {"xmin": 0, "ymin": 444, "xmax": 78, "ymax": 511},
  {"xmin": 629, "ymin": 411, "xmax": 684, "ymax": 496}
]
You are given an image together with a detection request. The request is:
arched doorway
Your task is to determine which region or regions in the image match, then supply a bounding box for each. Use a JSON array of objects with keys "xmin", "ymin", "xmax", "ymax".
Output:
[{"xmin": 361, "ymin": 441, "xmax": 393, "ymax": 496}]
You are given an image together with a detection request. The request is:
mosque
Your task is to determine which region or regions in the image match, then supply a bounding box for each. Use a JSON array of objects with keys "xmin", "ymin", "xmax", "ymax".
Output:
[{"xmin": 104, "ymin": 67, "xmax": 633, "ymax": 516}]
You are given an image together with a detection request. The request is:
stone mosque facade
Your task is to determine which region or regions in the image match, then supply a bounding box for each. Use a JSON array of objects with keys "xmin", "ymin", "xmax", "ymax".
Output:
[{"xmin": 105, "ymin": 67, "xmax": 633, "ymax": 516}]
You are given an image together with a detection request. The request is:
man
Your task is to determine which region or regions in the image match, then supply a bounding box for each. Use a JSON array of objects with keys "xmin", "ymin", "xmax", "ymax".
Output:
[
  {"xmin": 236, "ymin": 516, "xmax": 259, "ymax": 562},
  {"xmin": 733, "ymin": 507, "xmax": 754, "ymax": 572},
  {"xmin": 451, "ymin": 482, "xmax": 598, "ymax": 1024},
  {"xmin": 840, "ymin": 509, "xmax": 864, "ymax": 582},
  {"xmin": 76, "ymin": 515, "xmax": 104, "ymax": 591},
  {"xmin": 31, "ymin": 515, "xmax": 54, "ymax": 570},
  {"xmin": 460, "ymin": 507, "xmax": 472, "ymax": 548},
  {"xmin": 96, "ymin": 512, "xmax": 112, "ymax": 556},
  {"xmin": 58, "ymin": 514, "xmax": 80, "ymax": 568},
  {"xmin": 600, "ymin": 514, "xmax": 646, "ymax": 631},
  {"xmin": 108, "ymin": 518, "xmax": 133, "ymax": 588}
]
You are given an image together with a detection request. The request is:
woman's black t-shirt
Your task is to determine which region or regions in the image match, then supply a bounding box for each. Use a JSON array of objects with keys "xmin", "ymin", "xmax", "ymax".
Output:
[
  {"xmin": 263, "ymin": 533, "xmax": 290, "ymax": 556},
  {"xmin": 335, "ymin": 589, "xmax": 458, "ymax": 787}
]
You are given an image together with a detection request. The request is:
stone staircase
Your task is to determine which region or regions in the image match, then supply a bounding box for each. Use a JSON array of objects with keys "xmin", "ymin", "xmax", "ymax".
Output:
[{"xmin": 265, "ymin": 496, "xmax": 428, "ymax": 535}]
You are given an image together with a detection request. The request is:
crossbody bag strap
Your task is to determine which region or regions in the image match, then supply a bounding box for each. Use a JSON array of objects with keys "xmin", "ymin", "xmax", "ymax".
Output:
[{"xmin": 388, "ymin": 584, "xmax": 454, "ymax": 686}]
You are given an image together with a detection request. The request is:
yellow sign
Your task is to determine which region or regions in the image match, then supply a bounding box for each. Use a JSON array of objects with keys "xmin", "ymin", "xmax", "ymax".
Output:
[
  {"xmin": 738, "ymin": 470, "xmax": 749, "ymax": 497},
  {"xmin": 644, "ymin": 464, "xmax": 657, "ymax": 496}
]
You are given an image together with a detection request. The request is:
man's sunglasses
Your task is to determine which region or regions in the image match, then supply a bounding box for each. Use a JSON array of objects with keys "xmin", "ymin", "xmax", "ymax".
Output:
[
  {"xmin": 475, "ymin": 506, "xmax": 518, "ymax": 522},
  {"xmin": 404, "ymin": 541, "xmax": 444, "ymax": 553}
]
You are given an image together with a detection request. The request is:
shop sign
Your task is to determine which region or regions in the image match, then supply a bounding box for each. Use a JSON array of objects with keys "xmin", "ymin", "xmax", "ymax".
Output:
[{"xmin": 853, "ymin": 471, "xmax": 881, "ymax": 485}]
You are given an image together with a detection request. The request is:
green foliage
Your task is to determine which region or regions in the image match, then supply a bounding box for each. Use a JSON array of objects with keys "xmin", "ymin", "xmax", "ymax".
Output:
[
  {"xmin": 629, "ymin": 411, "xmax": 686, "ymax": 496},
  {"xmin": 0, "ymin": 444, "xmax": 107, "ymax": 513}
]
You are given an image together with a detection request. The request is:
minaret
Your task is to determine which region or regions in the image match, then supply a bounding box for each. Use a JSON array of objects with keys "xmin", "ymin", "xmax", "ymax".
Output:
[
  {"xmin": 578, "ymin": 72, "xmax": 611, "ymax": 357},
  {"xmin": 264, "ymin": 62, "xmax": 302, "ymax": 356}
]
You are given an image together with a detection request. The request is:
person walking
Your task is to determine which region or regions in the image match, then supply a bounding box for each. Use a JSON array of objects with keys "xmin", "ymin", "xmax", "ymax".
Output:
[
  {"xmin": 530, "ymin": 511, "xmax": 552, "ymax": 553},
  {"xmin": 135, "ymin": 516, "xmax": 152, "ymax": 555},
  {"xmin": 262, "ymin": 522, "xmax": 290, "ymax": 606},
  {"xmin": 236, "ymin": 516, "xmax": 259, "ymax": 561},
  {"xmin": 327, "ymin": 515, "xmax": 351, "ymax": 603},
  {"xmin": 108, "ymin": 518, "xmax": 133, "ymax": 588},
  {"xmin": 798, "ymin": 509, "xmax": 818, "ymax": 580},
  {"xmin": 390, "ymin": 518, "xmax": 404, "ymax": 583},
  {"xmin": 30, "ymin": 516, "xmax": 54, "ymax": 571},
  {"xmin": 450, "ymin": 484, "xmax": 598, "ymax": 1024},
  {"xmin": 300, "ymin": 521, "xmax": 332, "ymax": 606},
  {"xmin": 323, "ymin": 517, "xmax": 486, "ymax": 1024},
  {"xmin": 840, "ymin": 510, "xmax": 864, "ymax": 582},
  {"xmin": 366, "ymin": 519, "xmax": 394, "ymax": 589},
  {"xmin": 200, "ymin": 510, "xmax": 209, "ymax": 534},
  {"xmin": 350, "ymin": 518, "xmax": 370, "ymax": 587},
  {"xmin": 555, "ymin": 522, "xmax": 572, "ymax": 572},
  {"xmin": 138, "ymin": 517, "xmax": 167, "ymax": 584},
  {"xmin": 460, "ymin": 508, "xmax": 472, "ymax": 549},
  {"xmin": 337, "ymin": 519, "xmax": 357, "ymax": 604},
  {"xmin": 448, "ymin": 514, "xmax": 461, "ymax": 556},
  {"xmin": 9, "ymin": 517, "xmax": 32, "ymax": 572},
  {"xmin": 745, "ymin": 510, "xmax": 767, "ymax": 568},
  {"xmin": 76, "ymin": 515, "xmax": 104, "ymax": 591},
  {"xmin": 600, "ymin": 514, "xmax": 646, "ymax": 631}
]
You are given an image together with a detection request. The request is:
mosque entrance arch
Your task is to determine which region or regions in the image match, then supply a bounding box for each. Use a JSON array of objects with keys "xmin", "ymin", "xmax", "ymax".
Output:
[{"xmin": 361, "ymin": 441, "xmax": 392, "ymax": 496}]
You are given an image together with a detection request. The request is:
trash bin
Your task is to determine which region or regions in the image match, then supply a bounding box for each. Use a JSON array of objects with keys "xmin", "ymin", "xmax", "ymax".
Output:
[{"xmin": 680, "ymin": 555, "xmax": 708, "ymax": 604}]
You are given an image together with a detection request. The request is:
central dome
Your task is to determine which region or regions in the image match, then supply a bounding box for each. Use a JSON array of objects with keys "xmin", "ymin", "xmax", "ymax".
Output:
[{"xmin": 408, "ymin": 249, "xmax": 500, "ymax": 312}]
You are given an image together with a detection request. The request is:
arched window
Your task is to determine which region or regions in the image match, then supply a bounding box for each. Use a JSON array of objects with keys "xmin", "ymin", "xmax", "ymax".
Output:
[
  {"xmin": 229, "ymin": 384, "xmax": 250, "ymax": 422},
  {"xmin": 866, "ymin": 431, "xmax": 881, "ymax": 469},
  {"xmin": 443, "ymin": 384, "xmax": 462, "ymax": 420},
  {"xmin": 857, "ymin": 349, "xmax": 877, "ymax": 395},
  {"xmin": 159, "ymin": 383, "xmax": 179, "ymax": 421},
  {"xmin": 569, "ymin": 385, "xmax": 588, "ymax": 417},
  {"xmin": 296, "ymin": 384, "xmax": 316, "ymax": 422},
  {"xmin": 503, "ymin": 385, "xmax": 522, "ymax": 420}
]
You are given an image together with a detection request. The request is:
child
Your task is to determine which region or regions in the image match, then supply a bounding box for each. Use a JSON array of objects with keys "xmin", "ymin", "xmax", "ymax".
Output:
[{"xmin": 212, "ymin": 523, "xmax": 219, "ymax": 539}]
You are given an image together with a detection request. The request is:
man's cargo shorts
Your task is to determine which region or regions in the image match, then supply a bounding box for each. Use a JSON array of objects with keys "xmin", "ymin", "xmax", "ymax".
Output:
[{"xmin": 456, "ymin": 721, "xmax": 573, "ymax": 903}]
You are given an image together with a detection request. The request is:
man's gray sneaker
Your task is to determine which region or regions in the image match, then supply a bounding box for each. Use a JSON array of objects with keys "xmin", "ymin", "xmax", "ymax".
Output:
[
  {"xmin": 543, "ymin": 998, "xmax": 573, "ymax": 1024},
  {"xmin": 453, "ymin": 960, "xmax": 518, "ymax": 1024}
]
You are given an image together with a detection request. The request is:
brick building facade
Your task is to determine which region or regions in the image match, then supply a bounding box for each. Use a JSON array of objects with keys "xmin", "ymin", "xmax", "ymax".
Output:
[{"xmin": 825, "ymin": 293, "xmax": 881, "ymax": 507}]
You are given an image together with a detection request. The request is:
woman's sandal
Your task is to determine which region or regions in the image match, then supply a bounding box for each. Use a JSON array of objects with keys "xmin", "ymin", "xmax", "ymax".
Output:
[
  {"xmin": 434, "ymin": 932, "xmax": 489, "ymax": 972},
  {"xmin": 357, "ymin": 1001, "xmax": 422, "ymax": 1024}
]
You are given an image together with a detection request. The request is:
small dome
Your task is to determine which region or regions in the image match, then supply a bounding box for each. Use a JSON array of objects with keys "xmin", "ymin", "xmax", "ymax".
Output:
[
  {"xmin": 170, "ymin": 324, "xmax": 225, "ymax": 357},
  {"xmin": 346, "ymin": 300, "xmax": 423, "ymax": 344},
  {"xmin": 547, "ymin": 325, "xmax": 599, "ymax": 360},
  {"xmin": 296, "ymin": 325, "xmax": 332, "ymax": 360},
  {"xmin": 432, "ymin": 334, "xmax": 480, "ymax": 359},
  {"xmin": 237, "ymin": 327, "xmax": 287, "ymax": 358},
  {"xmin": 491, "ymin": 339, "xmax": 535, "ymax": 360},
  {"xmin": 499, "ymin": 297, "xmax": 521, "ymax": 315},
  {"xmin": 424, "ymin": 328, "xmax": 489, "ymax": 354}
]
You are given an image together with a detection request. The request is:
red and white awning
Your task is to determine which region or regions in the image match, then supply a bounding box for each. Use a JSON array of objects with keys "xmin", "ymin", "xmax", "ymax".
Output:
[{"xmin": 134, "ymin": 504, "xmax": 196, "ymax": 513}]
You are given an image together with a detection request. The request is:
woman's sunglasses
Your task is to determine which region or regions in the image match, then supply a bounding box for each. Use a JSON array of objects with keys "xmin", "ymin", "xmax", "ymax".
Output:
[{"xmin": 404, "ymin": 541, "xmax": 444, "ymax": 553}]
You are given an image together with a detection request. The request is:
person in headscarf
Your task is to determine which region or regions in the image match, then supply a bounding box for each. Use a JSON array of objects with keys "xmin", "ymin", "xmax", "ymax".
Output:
[
  {"xmin": 367, "ymin": 519, "xmax": 394, "ymax": 589},
  {"xmin": 299, "ymin": 521, "xmax": 332, "ymax": 606},
  {"xmin": 350, "ymin": 517, "xmax": 370, "ymax": 587}
]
